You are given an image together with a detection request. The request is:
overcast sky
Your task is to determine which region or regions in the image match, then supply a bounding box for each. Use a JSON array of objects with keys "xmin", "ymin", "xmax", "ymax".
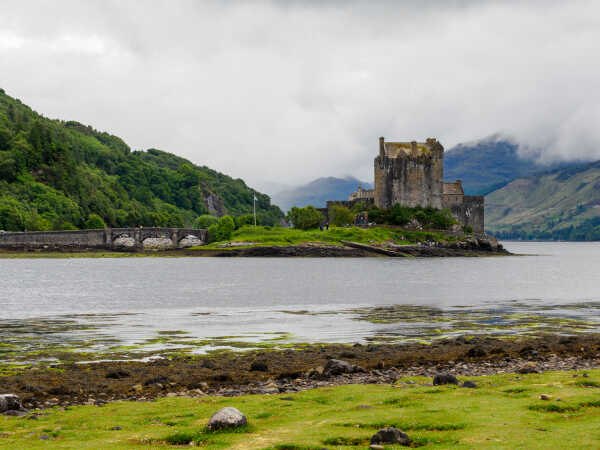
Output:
[{"xmin": 1, "ymin": 0, "xmax": 599, "ymax": 191}]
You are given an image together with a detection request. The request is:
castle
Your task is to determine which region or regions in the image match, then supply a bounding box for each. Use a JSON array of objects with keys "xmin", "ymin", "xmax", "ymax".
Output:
[{"xmin": 326, "ymin": 137, "xmax": 484, "ymax": 233}]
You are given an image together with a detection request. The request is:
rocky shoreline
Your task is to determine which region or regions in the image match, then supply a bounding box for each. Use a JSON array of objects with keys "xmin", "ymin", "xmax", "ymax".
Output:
[
  {"xmin": 178, "ymin": 234, "xmax": 509, "ymax": 257},
  {"xmin": 1, "ymin": 334, "xmax": 597, "ymax": 412},
  {"xmin": 0, "ymin": 234, "xmax": 510, "ymax": 258}
]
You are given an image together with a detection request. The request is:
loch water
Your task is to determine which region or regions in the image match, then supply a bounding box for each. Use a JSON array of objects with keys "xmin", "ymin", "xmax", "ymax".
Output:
[{"xmin": 1, "ymin": 242, "xmax": 600, "ymax": 362}]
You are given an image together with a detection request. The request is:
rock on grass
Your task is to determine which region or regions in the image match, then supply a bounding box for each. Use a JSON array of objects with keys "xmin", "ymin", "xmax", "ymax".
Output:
[
  {"xmin": 0, "ymin": 394, "xmax": 22, "ymax": 412},
  {"xmin": 370, "ymin": 427, "xmax": 411, "ymax": 446},
  {"xmin": 433, "ymin": 374, "xmax": 458, "ymax": 385},
  {"xmin": 207, "ymin": 407, "xmax": 247, "ymax": 430}
]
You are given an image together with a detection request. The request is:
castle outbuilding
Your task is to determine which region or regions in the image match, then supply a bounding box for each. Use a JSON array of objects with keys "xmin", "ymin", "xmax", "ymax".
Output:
[{"xmin": 326, "ymin": 137, "xmax": 484, "ymax": 233}]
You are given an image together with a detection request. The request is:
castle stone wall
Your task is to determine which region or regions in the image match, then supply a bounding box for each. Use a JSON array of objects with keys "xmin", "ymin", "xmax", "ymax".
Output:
[
  {"xmin": 446, "ymin": 196, "xmax": 484, "ymax": 233},
  {"xmin": 442, "ymin": 193, "xmax": 464, "ymax": 207},
  {"xmin": 374, "ymin": 140, "xmax": 444, "ymax": 209}
]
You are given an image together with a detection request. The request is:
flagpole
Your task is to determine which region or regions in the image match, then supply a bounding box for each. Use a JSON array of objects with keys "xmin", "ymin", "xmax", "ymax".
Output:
[{"xmin": 253, "ymin": 192, "xmax": 257, "ymax": 226}]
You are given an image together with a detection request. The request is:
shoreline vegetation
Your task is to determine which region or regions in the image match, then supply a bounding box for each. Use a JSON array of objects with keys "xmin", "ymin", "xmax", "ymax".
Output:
[
  {"xmin": 1, "ymin": 335, "xmax": 599, "ymax": 448},
  {"xmin": 0, "ymin": 225, "xmax": 509, "ymax": 258}
]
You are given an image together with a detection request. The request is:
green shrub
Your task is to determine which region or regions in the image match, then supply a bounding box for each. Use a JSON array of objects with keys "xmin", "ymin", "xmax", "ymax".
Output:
[
  {"xmin": 365, "ymin": 204, "xmax": 457, "ymax": 230},
  {"xmin": 287, "ymin": 206, "xmax": 323, "ymax": 230},
  {"xmin": 163, "ymin": 431, "xmax": 197, "ymax": 445},
  {"xmin": 207, "ymin": 223, "xmax": 219, "ymax": 243},
  {"xmin": 59, "ymin": 222, "xmax": 78, "ymax": 230},
  {"xmin": 194, "ymin": 214, "xmax": 218, "ymax": 229},
  {"xmin": 351, "ymin": 201, "xmax": 368, "ymax": 213},
  {"xmin": 431, "ymin": 209, "xmax": 456, "ymax": 229},
  {"xmin": 83, "ymin": 213, "xmax": 106, "ymax": 229},
  {"xmin": 208, "ymin": 215, "xmax": 235, "ymax": 242},
  {"xmin": 322, "ymin": 436, "xmax": 366, "ymax": 445},
  {"xmin": 330, "ymin": 205, "xmax": 354, "ymax": 227},
  {"xmin": 528, "ymin": 403, "xmax": 579, "ymax": 413},
  {"xmin": 235, "ymin": 213, "xmax": 257, "ymax": 229}
]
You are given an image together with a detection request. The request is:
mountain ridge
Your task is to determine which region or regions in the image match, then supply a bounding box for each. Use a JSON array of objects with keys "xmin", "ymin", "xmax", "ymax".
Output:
[
  {"xmin": 443, "ymin": 135, "xmax": 567, "ymax": 195},
  {"xmin": 271, "ymin": 176, "xmax": 371, "ymax": 213},
  {"xmin": 485, "ymin": 159, "xmax": 600, "ymax": 240}
]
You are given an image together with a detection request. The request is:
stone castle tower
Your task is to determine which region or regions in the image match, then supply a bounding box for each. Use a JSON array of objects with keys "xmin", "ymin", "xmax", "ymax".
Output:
[
  {"xmin": 374, "ymin": 137, "xmax": 444, "ymax": 209},
  {"xmin": 325, "ymin": 136, "xmax": 485, "ymax": 233}
]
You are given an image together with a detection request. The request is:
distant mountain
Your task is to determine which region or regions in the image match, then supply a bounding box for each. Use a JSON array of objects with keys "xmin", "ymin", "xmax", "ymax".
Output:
[
  {"xmin": 485, "ymin": 160, "xmax": 600, "ymax": 240},
  {"xmin": 271, "ymin": 176, "xmax": 371, "ymax": 213},
  {"xmin": 444, "ymin": 136, "xmax": 559, "ymax": 195}
]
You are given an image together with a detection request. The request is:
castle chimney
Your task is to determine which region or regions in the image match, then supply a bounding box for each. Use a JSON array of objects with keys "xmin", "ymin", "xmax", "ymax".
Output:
[{"xmin": 379, "ymin": 137, "xmax": 385, "ymax": 159}]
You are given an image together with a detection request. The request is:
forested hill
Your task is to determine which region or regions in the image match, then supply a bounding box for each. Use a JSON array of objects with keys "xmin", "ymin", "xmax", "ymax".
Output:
[{"xmin": 0, "ymin": 88, "xmax": 283, "ymax": 231}]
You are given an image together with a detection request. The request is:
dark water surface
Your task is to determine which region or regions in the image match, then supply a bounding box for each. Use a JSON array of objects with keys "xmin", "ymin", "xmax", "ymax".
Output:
[{"xmin": 1, "ymin": 242, "xmax": 600, "ymax": 364}]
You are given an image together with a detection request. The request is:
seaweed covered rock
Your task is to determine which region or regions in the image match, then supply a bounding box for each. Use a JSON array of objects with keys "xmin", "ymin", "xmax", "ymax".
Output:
[{"xmin": 324, "ymin": 359, "xmax": 362, "ymax": 376}]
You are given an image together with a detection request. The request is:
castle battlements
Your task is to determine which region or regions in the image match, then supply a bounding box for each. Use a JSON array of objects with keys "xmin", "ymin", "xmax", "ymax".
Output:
[{"xmin": 378, "ymin": 137, "xmax": 443, "ymax": 160}]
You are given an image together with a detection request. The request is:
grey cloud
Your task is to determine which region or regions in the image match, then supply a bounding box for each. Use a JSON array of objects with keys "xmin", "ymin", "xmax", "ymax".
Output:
[{"xmin": 0, "ymin": 0, "xmax": 598, "ymax": 189}]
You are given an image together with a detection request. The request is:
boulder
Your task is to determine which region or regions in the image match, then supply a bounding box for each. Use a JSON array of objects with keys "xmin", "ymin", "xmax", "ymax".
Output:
[
  {"xmin": 462, "ymin": 381, "xmax": 477, "ymax": 388},
  {"xmin": 324, "ymin": 359, "xmax": 357, "ymax": 376},
  {"xmin": 106, "ymin": 370, "xmax": 130, "ymax": 379},
  {"xmin": 250, "ymin": 361, "xmax": 268, "ymax": 372},
  {"xmin": 4, "ymin": 409, "xmax": 28, "ymax": 416},
  {"xmin": 207, "ymin": 407, "xmax": 247, "ymax": 430},
  {"xmin": 433, "ymin": 374, "xmax": 458, "ymax": 385},
  {"xmin": 518, "ymin": 362, "xmax": 538, "ymax": 374},
  {"xmin": 370, "ymin": 427, "xmax": 411, "ymax": 446},
  {"xmin": 261, "ymin": 381, "xmax": 279, "ymax": 395},
  {"xmin": 0, "ymin": 394, "xmax": 21, "ymax": 412},
  {"xmin": 466, "ymin": 346, "xmax": 487, "ymax": 358}
]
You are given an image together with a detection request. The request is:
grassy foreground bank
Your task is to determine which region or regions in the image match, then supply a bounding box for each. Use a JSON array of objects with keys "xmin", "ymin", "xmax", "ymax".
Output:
[{"xmin": 2, "ymin": 369, "xmax": 600, "ymax": 449}]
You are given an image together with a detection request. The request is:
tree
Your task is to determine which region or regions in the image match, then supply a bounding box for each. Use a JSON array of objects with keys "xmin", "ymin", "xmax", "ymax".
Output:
[
  {"xmin": 287, "ymin": 206, "xmax": 323, "ymax": 230},
  {"xmin": 330, "ymin": 205, "xmax": 354, "ymax": 227},
  {"xmin": 195, "ymin": 214, "xmax": 218, "ymax": 229},
  {"xmin": 84, "ymin": 213, "xmax": 106, "ymax": 229}
]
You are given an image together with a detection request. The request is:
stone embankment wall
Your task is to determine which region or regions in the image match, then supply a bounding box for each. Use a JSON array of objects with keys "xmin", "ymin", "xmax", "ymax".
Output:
[{"xmin": 0, "ymin": 227, "xmax": 208, "ymax": 251}]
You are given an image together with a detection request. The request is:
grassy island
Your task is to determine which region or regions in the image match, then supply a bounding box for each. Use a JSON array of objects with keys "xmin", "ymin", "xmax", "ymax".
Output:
[{"xmin": 197, "ymin": 225, "xmax": 458, "ymax": 250}]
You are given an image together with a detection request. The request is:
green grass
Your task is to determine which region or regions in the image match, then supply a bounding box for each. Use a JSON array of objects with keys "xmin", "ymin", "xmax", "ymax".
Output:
[
  {"xmin": 198, "ymin": 225, "xmax": 455, "ymax": 249},
  {"xmin": 2, "ymin": 370, "xmax": 600, "ymax": 448}
]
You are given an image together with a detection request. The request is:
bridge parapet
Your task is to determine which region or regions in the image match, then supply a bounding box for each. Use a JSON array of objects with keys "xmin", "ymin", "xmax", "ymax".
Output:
[{"xmin": 0, "ymin": 227, "xmax": 208, "ymax": 250}]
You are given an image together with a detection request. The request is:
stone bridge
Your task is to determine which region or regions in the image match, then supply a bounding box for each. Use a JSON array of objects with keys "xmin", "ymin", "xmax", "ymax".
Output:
[{"xmin": 0, "ymin": 227, "xmax": 208, "ymax": 251}]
